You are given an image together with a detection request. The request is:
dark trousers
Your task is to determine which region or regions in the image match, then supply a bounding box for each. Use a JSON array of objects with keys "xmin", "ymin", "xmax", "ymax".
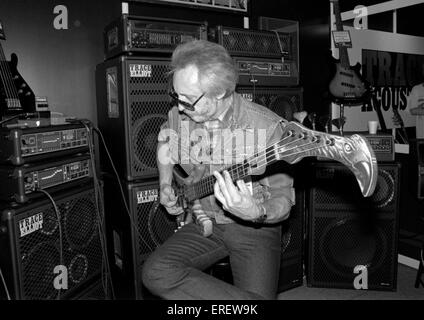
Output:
[{"xmin": 142, "ymin": 221, "xmax": 282, "ymax": 300}]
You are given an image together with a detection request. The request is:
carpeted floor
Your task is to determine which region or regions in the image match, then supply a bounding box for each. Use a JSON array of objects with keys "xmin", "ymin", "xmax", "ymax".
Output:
[{"xmin": 277, "ymin": 263, "xmax": 423, "ymax": 300}]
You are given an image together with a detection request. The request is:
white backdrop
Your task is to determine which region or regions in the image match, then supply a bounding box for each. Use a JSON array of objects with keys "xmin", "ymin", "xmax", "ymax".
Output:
[{"xmin": 331, "ymin": 26, "xmax": 424, "ymax": 132}]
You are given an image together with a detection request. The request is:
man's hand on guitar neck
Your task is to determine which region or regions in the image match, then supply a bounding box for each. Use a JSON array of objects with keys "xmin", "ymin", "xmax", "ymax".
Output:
[
  {"xmin": 160, "ymin": 184, "xmax": 184, "ymax": 215},
  {"xmin": 213, "ymin": 170, "xmax": 264, "ymax": 222}
]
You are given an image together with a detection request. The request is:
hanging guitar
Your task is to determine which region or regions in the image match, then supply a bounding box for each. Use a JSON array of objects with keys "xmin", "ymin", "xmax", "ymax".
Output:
[
  {"xmin": 0, "ymin": 20, "xmax": 35, "ymax": 119},
  {"xmin": 171, "ymin": 120, "xmax": 378, "ymax": 236},
  {"xmin": 328, "ymin": 0, "xmax": 371, "ymax": 106},
  {"xmin": 392, "ymin": 107, "xmax": 409, "ymax": 144}
]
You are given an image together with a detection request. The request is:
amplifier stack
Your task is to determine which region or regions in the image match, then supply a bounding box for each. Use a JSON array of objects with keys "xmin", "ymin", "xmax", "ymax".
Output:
[
  {"xmin": 97, "ymin": 14, "xmax": 208, "ymax": 299},
  {"xmin": 0, "ymin": 122, "xmax": 105, "ymax": 300},
  {"xmin": 0, "ymin": 123, "xmax": 93, "ymax": 203}
]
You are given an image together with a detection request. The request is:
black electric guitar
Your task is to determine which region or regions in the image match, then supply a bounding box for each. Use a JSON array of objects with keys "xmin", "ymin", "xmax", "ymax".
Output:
[
  {"xmin": 328, "ymin": 0, "xmax": 370, "ymax": 105},
  {"xmin": 0, "ymin": 20, "xmax": 35, "ymax": 118},
  {"xmin": 171, "ymin": 120, "xmax": 378, "ymax": 236}
]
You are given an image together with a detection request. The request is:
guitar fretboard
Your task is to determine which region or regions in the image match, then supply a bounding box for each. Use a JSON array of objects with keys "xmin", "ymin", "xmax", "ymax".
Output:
[{"xmin": 183, "ymin": 144, "xmax": 279, "ymax": 202}]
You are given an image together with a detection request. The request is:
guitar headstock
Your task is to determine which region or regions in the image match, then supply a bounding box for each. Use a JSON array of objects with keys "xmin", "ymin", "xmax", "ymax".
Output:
[
  {"xmin": 276, "ymin": 121, "xmax": 378, "ymax": 197},
  {"xmin": 392, "ymin": 107, "xmax": 404, "ymax": 125}
]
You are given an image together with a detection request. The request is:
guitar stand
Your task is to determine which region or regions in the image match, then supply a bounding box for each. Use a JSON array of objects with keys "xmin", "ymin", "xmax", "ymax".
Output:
[
  {"xmin": 415, "ymin": 236, "xmax": 424, "ymax": 288},
  {"xmin": 415, "ymin": 216, "xmax": 424, "ymax": 288},
  {"xmin": 339, "ymin": 103, "xmax": 345, "ymax": 136},
  {"xmin": 414, "ymin": 215, "xmax": 424, "ymax": 288}
]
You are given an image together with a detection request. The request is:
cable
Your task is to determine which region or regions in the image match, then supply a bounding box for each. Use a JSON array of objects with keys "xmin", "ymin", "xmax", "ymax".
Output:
[
  {"xmin": 79, "ymin": 120, "xmax": 115, "ymax": 300},
  {"xmin": 35, "ymin": 188, "xmax": 63, "ymax": 300},
  {"xmin": 0, "ymin": 112, "xmax": 36, "ymax": 125},
  {"xmin": 0, "ymin": 266, "xmax": 11, "ymax": 300},
  {"xmin": 69, "ymin": 119, "xmax": 167, "ymax": 299}
]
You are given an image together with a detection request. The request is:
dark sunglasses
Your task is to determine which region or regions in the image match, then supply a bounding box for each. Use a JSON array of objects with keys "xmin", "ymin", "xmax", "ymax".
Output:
[{"xmin": 168, "ymin": 87, "xmax": 205, "ymax": 112}]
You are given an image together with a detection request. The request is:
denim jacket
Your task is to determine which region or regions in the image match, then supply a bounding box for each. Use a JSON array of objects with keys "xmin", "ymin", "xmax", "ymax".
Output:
[{"xmin": 159, "ymin": 92, "xmax": 295, "ymax": 224}]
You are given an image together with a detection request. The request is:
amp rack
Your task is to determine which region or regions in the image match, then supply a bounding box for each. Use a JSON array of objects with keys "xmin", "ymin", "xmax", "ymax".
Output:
[
  {"xmin": 234, "ymin": 56, "xmax": 298, "ymax": 87},
  {"xmin": 0, "ymin": 153, "xmax": 93, "ymax": 203},
  {"xmin": 103, "ymin": 15, "xmax": 208, "ymax": 59},
  {"xmin": 0, "ymin": 123, "xmax": 89, "ymax": 165}
]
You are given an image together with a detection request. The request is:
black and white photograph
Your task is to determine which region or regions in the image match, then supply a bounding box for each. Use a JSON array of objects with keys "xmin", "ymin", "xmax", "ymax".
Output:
[{"xmin": 0, "ymin": 0, "xmax": 423, "ymax": 309}]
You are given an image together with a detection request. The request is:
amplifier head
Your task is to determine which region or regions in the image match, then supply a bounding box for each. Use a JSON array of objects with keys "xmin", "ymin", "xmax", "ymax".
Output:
[
  {"xmin": 234, "ymin": 56, "xmax": 299, "ymax": 87},
  {"xmin": 0, "ymin": 123, "xmax": 89, "ymax": 166},
  {"xmin": 104, "ymin": 15, "xmax": 208, "ymax": 60},
  {"xmin": 0, "ymin": 154, "xmax": 93, "ymax": 203},
  {"xmin": 212, "ymin": 26, "xmax": 294, "ymax": 59}
]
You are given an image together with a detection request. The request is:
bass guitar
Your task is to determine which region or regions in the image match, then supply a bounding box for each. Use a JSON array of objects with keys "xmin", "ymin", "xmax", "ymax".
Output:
[
  {"xmin": 328, "ymin": 0, "xmax": 370, "ymax": 105},
  {"xmin": 171, "ymin": 120, "xmax": 378, "ymax": 236},
  {"xmin": 0, "ymin": 20, "xmax": 35, "ymax": 118}
]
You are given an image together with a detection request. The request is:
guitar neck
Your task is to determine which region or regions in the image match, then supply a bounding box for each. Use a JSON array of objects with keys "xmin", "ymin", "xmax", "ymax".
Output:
[
  {"xmin": 184, "ymin": 145, "xmax": 279, "ymax": 202},
  {"xmin": 0, "ymin": 41, "xmax": 21, "ymax": 107},
  {"xmin": 181, "ymin": 121, "xmax": 378, "ymax": 201}
]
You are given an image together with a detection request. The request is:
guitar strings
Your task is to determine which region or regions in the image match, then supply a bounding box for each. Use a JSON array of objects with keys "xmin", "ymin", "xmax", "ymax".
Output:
[
  {"xmin": 188, "ymin": 138, "xmax": 323, "ymax": 199},
  {"xmin": 0, "ymin": 46, "xmax": 16, "ymax": 104},
  {"xmin": 184, "ymin": 132, "xmax": 330, "ymax": 200},
  {"xmin": 0, "ymin": 44, "xmax": 21, "ymax": 109},
  {"xmin": 3, "ymin": 54, "xmax": 21, "ymax": 103},
  {"xmin": 0, "ymin": 45, "xmax": 21, "ymax": 100},
  {"xmin": 184, "ymin": 134, "xmax": 298, "ymax": 199},
  {"xmin": 0, "ymin": 48, "xmax": 18, "ymax": 108}
]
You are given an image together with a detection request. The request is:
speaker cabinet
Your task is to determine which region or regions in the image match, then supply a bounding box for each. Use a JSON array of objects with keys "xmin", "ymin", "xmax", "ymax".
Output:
[
  {"xmin": 236, "ymin": 86, "xmax": 303, "ymax": 122},
  {"xmin": 278, "ymin": 186, "xmax": 305, "ymax": 292},
  {"xmin": 409, "ymin": 139, "xmax": 424, "ymax": 199},
  {"xmin": 307, "ymin": 161, "xmax": 400, "ymax": 291},
  {"xmin": 96, "ymin": 57, "xmax": 170, "ymax": 180},
  {"xmin": 0, "ymin": 183, "xmax": 104, "ymax": 300},
  {"xmin": 103, "ymin": 177, "xmax": 177, "ymax": 299}
]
